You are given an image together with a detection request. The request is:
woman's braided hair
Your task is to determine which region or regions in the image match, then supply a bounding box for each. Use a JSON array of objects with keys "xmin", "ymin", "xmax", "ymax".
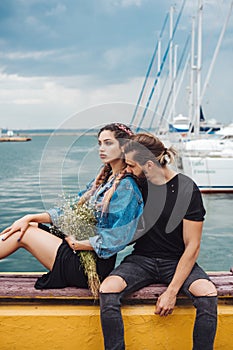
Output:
[{"xmin": 78, "ymin": 123, "xmax": 134, "ymax": 212}]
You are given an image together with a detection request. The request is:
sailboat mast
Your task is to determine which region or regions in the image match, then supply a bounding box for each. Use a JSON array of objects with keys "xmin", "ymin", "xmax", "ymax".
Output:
[
  {"xmin": 188, "ymin": 17, "xmax": 195, "ymax": 129},
  {"xmin": 194, "ymin": 0, "xmax": 203, "ymax": 137},
  {"xmin": 169, "ymin": 6, "xmax": 174, "ymax": 119},
  {"xmin": 172, "ymin": 44, "xmax": 178, "ymax": 119},
  {"xmin": 155, "ymin": 38, "xmax": 162, "ymax": 127}
]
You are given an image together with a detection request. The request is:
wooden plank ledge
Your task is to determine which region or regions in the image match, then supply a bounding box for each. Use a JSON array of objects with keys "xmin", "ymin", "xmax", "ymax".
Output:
[
  {"xmin": 0, "ymin": 272, "xmax": 232, "ymax": 349},
  {"xmin": 0, "ymin": 271, "xmax": 232, "ymax": 304}
]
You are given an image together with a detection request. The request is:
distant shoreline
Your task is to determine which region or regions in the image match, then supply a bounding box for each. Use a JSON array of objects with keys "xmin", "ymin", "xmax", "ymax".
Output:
[
  {"xmin": 0, "ymin": 129, "xmax": 98, "ymax": 137},
  {"xmin": 26, "ymin": 131, "xmax": 97, "ymax": 136},
  {"xmin": 0, "ymin": 136, "xmax": 32, "ymax": 142}
]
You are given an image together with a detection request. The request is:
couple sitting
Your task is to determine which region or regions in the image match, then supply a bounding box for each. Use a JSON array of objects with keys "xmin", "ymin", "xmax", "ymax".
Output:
[{"xmin": 0, "ymin": 123, "xmax": 217, "ymax": 350}]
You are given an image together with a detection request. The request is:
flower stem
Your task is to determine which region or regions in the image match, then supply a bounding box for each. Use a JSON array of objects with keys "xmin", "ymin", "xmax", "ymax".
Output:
[{"xmin": 79, "ymin": 251, "xmax": 100, "ymax": 298}]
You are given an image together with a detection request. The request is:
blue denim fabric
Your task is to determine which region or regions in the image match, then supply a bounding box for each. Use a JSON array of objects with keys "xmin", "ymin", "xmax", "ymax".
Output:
[{"xmin": 47, "ymin": 176, "xmax": 143, "ymax": 259}]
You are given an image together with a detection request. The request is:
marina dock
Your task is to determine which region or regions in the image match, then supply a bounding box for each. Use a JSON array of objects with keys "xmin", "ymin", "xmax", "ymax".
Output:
[{"xmin": 0, "ymin": 136, "xmax": 31, "ymax": 142}]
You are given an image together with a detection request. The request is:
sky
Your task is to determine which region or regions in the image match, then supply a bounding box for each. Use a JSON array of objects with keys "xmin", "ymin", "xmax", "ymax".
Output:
[{"xmin": 0, "ymin": 0, "xmax": 232, "ymax": 130}]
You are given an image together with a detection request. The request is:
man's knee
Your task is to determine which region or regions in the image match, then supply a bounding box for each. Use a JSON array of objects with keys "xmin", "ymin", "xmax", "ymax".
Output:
[
  {"xmin": 100, "ymin": 275, "xmax": 127, "ymax": 293},
  {"xmin": 193, "ymin": 295, "xmax": 218, "ymax": 321},
  {"xmin": 99, "ymin": 291, "xmax": 123, "ymax": 319},
  {"xmin": 189, "ymin": 279, "xmax": 218, "ymax": 318},
  {"xmin": 189, "ymin": 279, "xmax": 217, "ymax": 297},
  {"xmin": 99, "ymin": 276, "xmax": 126, "ymax": 316}
]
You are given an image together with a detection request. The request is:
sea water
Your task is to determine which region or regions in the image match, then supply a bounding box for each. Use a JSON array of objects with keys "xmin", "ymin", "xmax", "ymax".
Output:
[{"xmin": 0, "ymin": 133, "xmax": 232, "ymax": 272}]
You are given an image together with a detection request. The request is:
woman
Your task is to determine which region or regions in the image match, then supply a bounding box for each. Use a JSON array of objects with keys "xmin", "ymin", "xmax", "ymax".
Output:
[{"xmin": 0, "ymin": 123, "xmax": 143, "ymax": 290}]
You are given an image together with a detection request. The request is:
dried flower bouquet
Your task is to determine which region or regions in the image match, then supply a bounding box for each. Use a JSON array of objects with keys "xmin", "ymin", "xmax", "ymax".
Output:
[{"xmin": 50, "ymin": 196, "xmax": 100, "ymax": 298}]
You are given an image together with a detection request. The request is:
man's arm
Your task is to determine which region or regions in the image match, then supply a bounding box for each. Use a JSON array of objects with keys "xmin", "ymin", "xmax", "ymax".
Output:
[{"xmin": 155, "ymin": 219, "xmax": 203, "ymax": 316}]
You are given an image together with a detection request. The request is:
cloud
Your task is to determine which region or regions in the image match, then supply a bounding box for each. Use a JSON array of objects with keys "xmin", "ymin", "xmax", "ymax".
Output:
[
  {"xmin": 12, "ymin": 98, "xmax": 43, "ymax": 105},
  {"xmin": 102, "ymin": 45, "xmax": 142, "ymax": 69},
  {"xmin": 0, "ymin": 0, "xmax": 232, "ymax": 129},
  {"xmin": 0, "ymin": 70, "xmax": 79, "ymax": 105},
  {"xmin": 111, "ymin": 0, "xmax": 143, "ymax": 7},
  {"xmin": 98, "ymin": 0, "xmax": 145, "ymax": 13},
  {"xmin": 0, "ymin": 61, "xmax": 232, "ymax": 130},
  {"xmin": 18, "ymin": 0, "xmax": 47, "ymax": 4},
  {"xmin": 0, "ymin": 67, "xmax": 144, "ymax": 128},
  {"xmin": 0, "ymin": 50, "xmax": 57, "ymax": 60},
  {"xmin": 45, "ymin": 3, "xmax": 67, "ymax": 16},
  {"xmin": 25, "ymin": 15, "xmax": 57, "ymax": 37}
]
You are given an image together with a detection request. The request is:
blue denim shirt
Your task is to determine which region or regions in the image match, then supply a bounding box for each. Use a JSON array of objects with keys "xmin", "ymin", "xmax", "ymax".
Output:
[{"xmin": 47, "ymin": 175, "xmax": 143, "ymax": 259}]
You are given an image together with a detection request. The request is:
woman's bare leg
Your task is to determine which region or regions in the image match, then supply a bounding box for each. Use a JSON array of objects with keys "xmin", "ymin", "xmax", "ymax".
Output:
[{"xmin": 0, "ymin": 224, "xmax": 62, "ymax": 270}]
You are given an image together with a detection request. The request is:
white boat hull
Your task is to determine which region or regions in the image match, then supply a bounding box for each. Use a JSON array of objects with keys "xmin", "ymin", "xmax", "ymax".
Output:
[{"xmin": 180, "ymin": 155, "xmax": 233, "ymax": 192}]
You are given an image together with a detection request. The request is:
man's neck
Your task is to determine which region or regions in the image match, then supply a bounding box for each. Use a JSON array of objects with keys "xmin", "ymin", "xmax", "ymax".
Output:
[{"xmin": 149, "ymin": 167, "xmax": 177, "ymax": 185}]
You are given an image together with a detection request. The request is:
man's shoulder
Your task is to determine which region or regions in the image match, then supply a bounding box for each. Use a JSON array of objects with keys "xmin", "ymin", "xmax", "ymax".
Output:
[
  {"xmin": 177, "ymin": 173, "xmax": 199, "ymax": 190},
  {"xmin": 177, "ymin": 172, "xmax": 193, "ymax": 183}
]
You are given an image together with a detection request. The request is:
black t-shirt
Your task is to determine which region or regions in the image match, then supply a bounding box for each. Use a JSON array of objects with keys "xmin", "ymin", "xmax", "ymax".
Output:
[{"xmin": 132, "ymin": 173, "xmax": 206, "ymax": 259}]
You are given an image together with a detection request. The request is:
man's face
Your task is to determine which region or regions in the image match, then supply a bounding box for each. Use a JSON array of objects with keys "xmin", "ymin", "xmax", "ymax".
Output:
[{"xmin": 125, "ymin": 151, "xmax": 146, "ymax": 178}]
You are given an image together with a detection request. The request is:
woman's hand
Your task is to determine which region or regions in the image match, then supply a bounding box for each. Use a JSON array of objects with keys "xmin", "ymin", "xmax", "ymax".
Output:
[
  {"xmin": 0, "ymin": 215, "xmax": 32, "ymax": 241},
  {"xmin": 65, "ymin": 236, "xmax": 78, "ymax": 251},
  {"xmin": 65, "ymin": 236, "xmax": 93, "ymax": 252}
]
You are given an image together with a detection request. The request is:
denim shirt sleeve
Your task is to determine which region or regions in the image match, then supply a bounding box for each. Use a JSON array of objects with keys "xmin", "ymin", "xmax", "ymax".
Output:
[
  {"xmin": 46, "ymin": 206, "xmax": 63, "ymax": 226},
  {"xmin": 89, "ymin": 177, "xmax": 143, "ymax": 258}
]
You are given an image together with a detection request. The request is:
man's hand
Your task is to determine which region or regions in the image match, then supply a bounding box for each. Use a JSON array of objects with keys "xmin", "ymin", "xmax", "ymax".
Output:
[{"xmin": 155, "ymin": 289, "xmax": 177, "ymax": 316}]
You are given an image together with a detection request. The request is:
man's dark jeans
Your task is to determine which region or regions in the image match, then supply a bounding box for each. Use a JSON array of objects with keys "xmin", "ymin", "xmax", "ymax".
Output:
[{"xmin": 100, "ymin": 255, "xmax": 217, "ymax": 350}]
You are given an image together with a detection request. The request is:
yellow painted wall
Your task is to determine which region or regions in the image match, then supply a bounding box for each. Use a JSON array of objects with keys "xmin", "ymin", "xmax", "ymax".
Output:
[{"xmin": 0, "ymin": 303, "xmax": 232, "ymax": 349}]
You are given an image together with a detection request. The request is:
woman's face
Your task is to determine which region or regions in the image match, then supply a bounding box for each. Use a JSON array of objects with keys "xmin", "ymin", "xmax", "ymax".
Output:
[{"xmin": 98, "ymin": 130, "xmax": 123, "ymax": 164}]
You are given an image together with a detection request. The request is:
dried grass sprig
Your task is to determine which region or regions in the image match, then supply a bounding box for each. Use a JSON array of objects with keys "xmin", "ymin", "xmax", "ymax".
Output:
[{"xmin": 50, "ymin": 196, "xmax": 100, "ymax": 298}]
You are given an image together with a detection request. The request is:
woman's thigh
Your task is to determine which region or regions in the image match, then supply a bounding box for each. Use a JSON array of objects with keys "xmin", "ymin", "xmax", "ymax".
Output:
[{"xmin": 20, "ymin": 224, "xmax": 62, "ymax": 270}]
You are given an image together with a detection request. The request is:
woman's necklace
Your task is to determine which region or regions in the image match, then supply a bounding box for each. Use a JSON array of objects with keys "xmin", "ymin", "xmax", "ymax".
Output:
[
  {"xmin": 110, "ymin": 165, "xmax": 127, "ymax": 179},
  {"xmin": 93, "ymin": 168, "xmax": 124, "ymax": 200}
]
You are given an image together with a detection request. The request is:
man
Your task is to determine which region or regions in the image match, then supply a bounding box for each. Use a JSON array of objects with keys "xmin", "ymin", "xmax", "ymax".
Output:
[{"xmin": 99, "ymin": 133, "xmax": 217, "ymax": 350}]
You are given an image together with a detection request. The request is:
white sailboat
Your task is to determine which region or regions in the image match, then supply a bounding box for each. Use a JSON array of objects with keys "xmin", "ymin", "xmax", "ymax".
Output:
[
  {"xmin": 178, "ymin": 143, "xmax": 233, "ymax": 193},
  {"xmin": 180, "ymin": 124, "xmax": 233, "ymax": 192},
  {"xmin": 177, "ymin": 1, "xmax": 233, "ymax": 193},
  {"xmin": 168, "ymin": 114, "xmax": 190, "ymax": 133},
  {"xmin": 180, "ymin": 123, "xmax": 233, "ymax": 192}
]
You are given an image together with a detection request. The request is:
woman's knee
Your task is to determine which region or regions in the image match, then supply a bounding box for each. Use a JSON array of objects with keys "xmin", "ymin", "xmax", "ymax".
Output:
[
  {"xmin": 100, "ymin": 275, "xmax": 127, "ymax": 293},
  {"xmin": 189, "ymin": 279, "xmax": 217, "ymax": 297},
  {"xmin": 19, "ymin": 224, "xmax": 38, "ymax": 246}
]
